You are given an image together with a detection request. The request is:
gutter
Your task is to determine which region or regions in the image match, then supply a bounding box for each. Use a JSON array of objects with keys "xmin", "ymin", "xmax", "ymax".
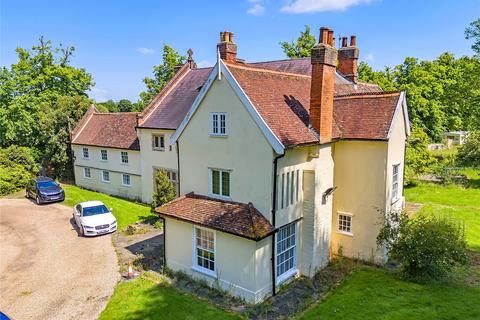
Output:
[{"xmin": 271, "ymin": 152, "xmax": 285, "ymax": 297}]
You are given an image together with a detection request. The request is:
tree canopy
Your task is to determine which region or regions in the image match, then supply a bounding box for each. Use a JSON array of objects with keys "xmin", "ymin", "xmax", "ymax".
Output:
[
  {"xmin": 465, "ymin": 18, "xmax": 480, "ymax": 57},
  {"xmin": 280, "ymin": 25, "xmax": 316, "ymax": 59},
  {"xmin": 138, "ymin": 45, "xmax": 186, "ymax": 108}
]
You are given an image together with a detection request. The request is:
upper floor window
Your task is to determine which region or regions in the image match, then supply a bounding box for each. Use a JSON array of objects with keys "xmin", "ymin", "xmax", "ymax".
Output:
[
  {"xmin": 121, "ymin": 151, "xmax": 129, "ymax": 164},
  {"xmin": 101, "ymin": 149, "xmax": 108, "ymax": 161},
  {"xmin": 392, "ymin": 164, "xmax": 400, "ymax": 202},
  {"xmin": 210, "ymin": 169, "xmax": 230, "ymax": 197},
  {"xmin": 279, "ymin": 169, "xmax": 301, "ymax": 209},
  {"xmin": 152, "ymin": 134, "xmax": 165, "ymax": 151},
  {"xmin": 211, "ymin": 113, "xmax": 227, "ymax": 136},
  {"xmin": 82, "ymin": 147, "xmax": 89, "ymax": 159}
]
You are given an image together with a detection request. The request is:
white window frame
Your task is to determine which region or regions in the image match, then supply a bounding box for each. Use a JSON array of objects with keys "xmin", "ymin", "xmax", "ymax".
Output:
[
  {"xmin": 101, "ymin": 170, "xmax": 110, "ymax": 183},
  {"xmin": 392, "ymin": 163, "xmax": 400, "ymax": 203},
  {"xmin": 337, "ymin": 212, "xmax": 353, "ymax": 236},
  {"xmin": 210, "ymin": 112, "xmax": 227, "ymax": 136},
  {"xmin": 121, "ymin": 151, "xmax": 129, "ymax": 164},
  {"xmin": 153, "ymin": 168, "xmax": 179, "ymax": 195},
  {"xmin": 192, "ymin": 226, "xmax": 216, "ymax": 278},
  {"xmin": 100, "ymin": 149, "xmax": 108, "ymax": 161},
  {"xmin": 209, "ymin": 168, "xmax": 231, "ymax": 198},
  {"xmin": 121, "ymin": 173, "xmax": 131, "ymax": 187},
  {"xmin": 82, "ymin": 147, "xmax": 89, "ymax": 159},
  {"xmin": 276, "ymin": 222, "xmax": 298, "ymax": 285},
  {"xmin": 152, "ymin": 134, "xmax": 165, "ymax": 151},
  {"xmin": 83, "ymin": 167, "xmax": 91, "ymax": 179}
]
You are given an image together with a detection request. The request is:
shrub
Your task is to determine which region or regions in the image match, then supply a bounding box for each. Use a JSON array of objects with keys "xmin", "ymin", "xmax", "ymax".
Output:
[
  {"xmin": 0, "ymin": 145, "xmax": 38, "ymax": 196},
  {"xmin": 377, "ymin": 210, "xmax": 468, "ymax": 281},
  {"xmin": 405, "ymin": 126, "xmax": 436, "ymax": 185},
  {"xmin": 457, "ymin": 130, "xmax": 480, "ymax": 167},
  {"xmin": 151, "ymin": 169, "xmax": 176, "ymax": 210}
]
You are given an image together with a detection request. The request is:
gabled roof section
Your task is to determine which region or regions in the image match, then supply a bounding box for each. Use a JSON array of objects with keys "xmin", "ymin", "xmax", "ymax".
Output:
[
  {"xmin": 155, "ymin": 192, "xmax": 275, "ymax": 241},
  {"xmin": 333, "ymin": 92, "xmax": 403, "ymax": 140},
  {"xmin": 139, "ymin": 63, "xmax": 212, "ymax": 129},
  {"xmin": 71, "ymin": 111, "xmax": 140, "ymax": 150}
]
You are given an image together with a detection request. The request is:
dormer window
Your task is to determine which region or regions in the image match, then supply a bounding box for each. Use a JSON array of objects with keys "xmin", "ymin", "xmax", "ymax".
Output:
[{"xmin": 211, "ymin": 113, "xmax": 227, "ymax": 136}]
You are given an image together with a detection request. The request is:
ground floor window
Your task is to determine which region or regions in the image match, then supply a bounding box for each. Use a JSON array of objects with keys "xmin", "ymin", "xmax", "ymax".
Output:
[
  {"xmin": 337, "ymin": 212, "xmax": 353, "ymax": 235},
  {"xmin": 83, "ymin": 167, "xmax": 91, "ymax": 178},
  {"xmin": 194, "ymin": 227, "xmax": 215, "ymax": 275},
  {"xmin": 277, "ymin": 223, "xmax": 297, "ymax": 279},
  {"xmin": 122, "ymin": 173, "xmax": 131, "ymax": 186},
  {"xmin": 101, "ymin": 170, "xmax": 110, "ymax": 182}
]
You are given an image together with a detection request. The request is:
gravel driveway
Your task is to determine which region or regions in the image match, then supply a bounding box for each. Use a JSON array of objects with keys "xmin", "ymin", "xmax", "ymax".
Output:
[{"xmin": 0, "ymin": 199, "xmax": 119, "ymax": 320}]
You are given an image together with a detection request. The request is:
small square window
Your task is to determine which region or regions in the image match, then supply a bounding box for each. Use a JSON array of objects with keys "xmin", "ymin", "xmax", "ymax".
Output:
[
  {"xmin": 337, "ymin": 213, "xmax": 353, "ymax": 235},
  {"xmin": 122, "ymin": 174, "xmax": 131, "ymax": 186},
  {"xmin": 101, "ymin": 150, "xmax": 108, "ymax": 161},
  {"xmin": 83, "ymin": 167, "xmax": 91, "ymax": 178},
  {"xmin": 121, "ymin": 151, "xmax": 129, "ymax": 164},
  {"xmin": 152, "ymin": 135, "xmax": 165, "ymax": 150},
  {"xmin": 82, "ymin": 147, "xmax": 89, "ymax": 159}
]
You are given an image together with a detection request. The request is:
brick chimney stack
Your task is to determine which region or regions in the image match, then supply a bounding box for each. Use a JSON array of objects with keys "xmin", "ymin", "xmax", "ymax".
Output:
[
  {"xmin": 217, "ymin": 31, "xmax": 237, "ymax": 63},
  {"xmin": 310, "ymin": 27, "xmax": 337, "ymax": 144},
  {"xmin": 338, "ymin": 35, "xmax": 359, "ymax": 83}
]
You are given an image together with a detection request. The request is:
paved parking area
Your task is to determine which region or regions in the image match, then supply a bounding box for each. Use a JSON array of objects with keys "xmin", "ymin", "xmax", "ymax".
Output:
[{"xmin": 0, "ymin": 199, "xmax": 119, "ymax": 320}]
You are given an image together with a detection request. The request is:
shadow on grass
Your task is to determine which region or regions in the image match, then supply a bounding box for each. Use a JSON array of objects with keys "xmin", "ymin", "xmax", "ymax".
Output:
[{"xmin": 126, "ymin": 234, "xmax": 164, "ymax": 272}]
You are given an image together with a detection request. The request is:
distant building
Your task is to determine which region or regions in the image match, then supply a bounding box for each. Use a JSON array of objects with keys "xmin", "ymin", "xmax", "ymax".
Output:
[{"xmin": 443, "ymin": 131, "xmax": 469, "ymax": 148}]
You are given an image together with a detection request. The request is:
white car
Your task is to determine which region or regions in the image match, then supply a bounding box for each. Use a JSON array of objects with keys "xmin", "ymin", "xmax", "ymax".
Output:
[{"xmin": 73, "ymin": 201, "xmax": 117, "ymax": 236}]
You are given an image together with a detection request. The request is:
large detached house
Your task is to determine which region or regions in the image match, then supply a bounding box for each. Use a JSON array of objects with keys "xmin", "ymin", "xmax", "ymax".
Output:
[{"xmin": 71, "ymin": 28, "xmax": 410, "ymax": 303}]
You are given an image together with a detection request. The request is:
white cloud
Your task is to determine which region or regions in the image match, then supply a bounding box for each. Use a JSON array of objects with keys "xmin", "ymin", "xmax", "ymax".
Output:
[
  {"xmin": 136, "ymin": 47, "xmax": 155, "ymax": 55},
  {"xmin": 365, "ymin": 53, "xmax": 375, "ymax": 61},
  {"xmin": 88, "ymin": 87, "xmax": 109, "ymax": 102},
  {"xmin": 281, "ymin": 0, "xmax": 372, "ymax": 13},
  {"xmin": 247, "ymin": 0, "xmax": 265, "ymax": 16},
  {"xmin": 197, "ymin": 60, "xmax": 213, "ymax": 68}
]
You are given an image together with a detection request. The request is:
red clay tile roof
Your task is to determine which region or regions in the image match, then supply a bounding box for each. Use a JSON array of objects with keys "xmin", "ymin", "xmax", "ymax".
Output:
[
  {"xmin": 156, "ymin": 193, "xmax": 275, "ymax": 241},
  {"xmin": 333, "ymin": 92, "xmax": 401, "ymax": 140},
  {"xmin": 72, "ymin": 111, "xmax": 140, "ymax": 150},
  {"xmin": 139, "ymin": 66, "xmax": 212, "ymax": 129}
]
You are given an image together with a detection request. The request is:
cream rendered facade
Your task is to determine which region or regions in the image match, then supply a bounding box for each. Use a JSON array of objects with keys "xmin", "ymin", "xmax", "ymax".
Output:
[
  {"xmin": 164, "ymin": 63, "xmax": 408, "ymax": 302},
  {"xmin": 72, "ymin": 145, "xmax": 142, "ymax": 200},
  {"xmin": 137, "ymin": 128, "xmax": 178, "ymax": 203}
]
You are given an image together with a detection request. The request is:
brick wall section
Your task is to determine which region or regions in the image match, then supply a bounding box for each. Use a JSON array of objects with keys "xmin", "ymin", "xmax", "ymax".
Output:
[{"xmin": 338, "ymin": 46, "xmax": 359, "ymax": 83}]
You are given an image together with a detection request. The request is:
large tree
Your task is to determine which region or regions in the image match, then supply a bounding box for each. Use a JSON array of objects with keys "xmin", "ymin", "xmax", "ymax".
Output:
[
  {"xmin": 138, "ymin": 45, "xmax": 185, "ymax": 108},
  {"xmin": 280, "ymin": 25, "xmax": 316, "ymax": 58},
  {"xmin": 0, "ymin": 37, "xmax": 94, "ymax": 178},
  {"xmin": 465, "ymin": 18, "xmax": 480, "ymax": 57}
]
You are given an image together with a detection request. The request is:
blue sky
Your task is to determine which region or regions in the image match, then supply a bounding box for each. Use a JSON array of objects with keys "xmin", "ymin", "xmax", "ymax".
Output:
[{"xmin": 1, "ymin": 0, "xmax": 478, "ymax": 102}]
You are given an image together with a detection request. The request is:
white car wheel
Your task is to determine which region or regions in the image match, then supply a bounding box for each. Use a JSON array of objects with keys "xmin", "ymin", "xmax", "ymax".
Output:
[{"xmin": 36, "ymin": 196, "xmax": 41, "ymax": 205}]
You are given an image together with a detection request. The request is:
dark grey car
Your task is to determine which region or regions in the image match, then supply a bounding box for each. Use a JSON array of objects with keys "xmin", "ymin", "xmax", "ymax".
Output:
[{"xmin": 26, "ymin": 177, "xmax": 65, "ymax": 205}]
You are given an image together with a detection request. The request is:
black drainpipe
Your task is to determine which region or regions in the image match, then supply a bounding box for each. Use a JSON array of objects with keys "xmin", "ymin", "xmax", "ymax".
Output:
[{"xmin": 271, "ymin": 152, "xmax": 285, "ymax": 297}]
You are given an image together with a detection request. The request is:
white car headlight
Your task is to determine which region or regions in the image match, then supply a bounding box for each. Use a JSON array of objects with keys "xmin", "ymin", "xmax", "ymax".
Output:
[{"xmin": 83, "ymin": 225, "xmax": 94, "ymax": 229}]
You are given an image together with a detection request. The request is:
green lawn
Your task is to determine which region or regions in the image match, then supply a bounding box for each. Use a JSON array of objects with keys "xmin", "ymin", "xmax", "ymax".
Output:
[
  {"xmin": 99, "ymin": 273, "xmax": 242, "ymax": 320},
  {"xmin": 404, "ymin": 168, "xmax": 480, "ymax": 252},
  {"xmin": 298, "ymin": 267, "xmax": 480, "ymax": 320},
  {"xmin": 61, "ymin": 184, "xmax": 155, "ymax": 230}
]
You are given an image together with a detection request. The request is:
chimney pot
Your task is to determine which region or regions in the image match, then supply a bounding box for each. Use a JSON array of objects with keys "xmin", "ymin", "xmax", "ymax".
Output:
[
  {"xmin": 341, "ymin": 37, "xmax": 348, "ymax": 47},
  {"xmin": 350, "ymin": 35, "xmax": 356, "ymax": 47},
  {"xmin": 319, "ymin": 27, "xmax": 329, "ymax": 44},
  {"xmin": 218, "ymin": 31, "xmax": 237, "ymax": 63},
  {"xmin": 327, "ymin": 29, "xmax": 334, "ymax": 46}
]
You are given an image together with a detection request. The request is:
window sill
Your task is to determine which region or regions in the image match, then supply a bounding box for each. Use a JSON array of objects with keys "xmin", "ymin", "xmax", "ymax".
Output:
[
  {"xmin": 83, "ymin": 177, "xmax": 91, "ymax": 179},
  {"xmin": 276, "ymin": 268, "xmax": 298, "ymax": 286},
  {"xmin": 208, "ymin": 193, "xmax": 231, "ymax": 201},
  {"xmin": 120, "ymin": 163, "xmax": 129, "ymax": 166},
  {"xmin": 336, "ymin": 230, "xmax": 353, "ymax": 237},
  {"xmin": 100, "ymin": 159, "xmax": 108, "ymax": 162},
  {"xmin": 121, "ymin": 184, "xmax": 131, "ymax": 188},
  {"xmin": 152, "ymin": 148, "xmax": 165, "ymax": 152},
  {"xmin": 82, "ymin": 158, "xmax": 90, "ymax": 160},
  {"xmin": 101, "ymin": 180, "xmax": 111, "ymax": 184},
  {"xmin": 192, "ymin": 266, "xmax": 217, "ymax": 279},
  {"xmin": 209, "ymin": 134, "xmax": 228, "ymax": 138}
]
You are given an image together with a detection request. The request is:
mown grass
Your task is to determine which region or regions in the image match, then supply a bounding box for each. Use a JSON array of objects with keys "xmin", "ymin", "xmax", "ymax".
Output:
[
  {"xmin": 404, "ymin": 168, "xmax": 480, "ymax": 252},
  {"xmin": 99, "ymin": 273, "xmax": 242, "ymax": 320},
  {"xmin": 298, "ymin": 267, "xmax": 480, "ymax": 320},
  {"xmin": 61, "ymin": 184, "xmax": 154, "ymax": 230}
]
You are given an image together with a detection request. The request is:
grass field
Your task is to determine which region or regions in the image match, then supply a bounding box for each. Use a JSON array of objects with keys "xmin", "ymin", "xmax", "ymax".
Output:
[
  {"xmin": 298, "ymin": 267, "xmax": 480, "ymax": 320},
  {"xmin": 61, "ymin": 184, "xmax": 155, "ymax": 230},
  {"xmin": 99, "ymin": 273, "xmax": 242, "ymax": 320}
]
